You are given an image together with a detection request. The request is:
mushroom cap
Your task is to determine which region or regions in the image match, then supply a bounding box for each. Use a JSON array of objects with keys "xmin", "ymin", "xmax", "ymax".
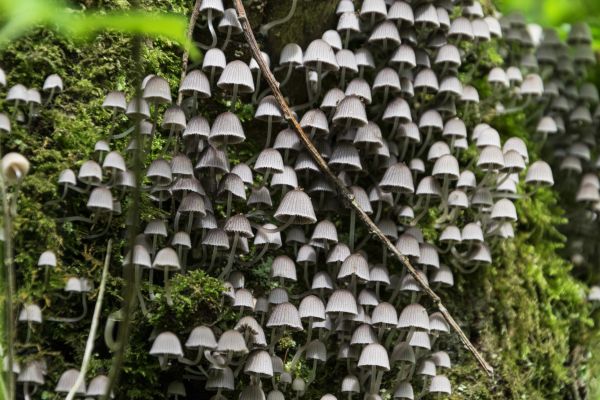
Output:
[
  {"xmin": 152, "ymin": 247, "xmax": 181, "ymax": 271},
  {"xmin": 150, "ymin": 332, "xmax": 183, "ymax": 357},
  {"xmin": 185, "ymin": 325, "xmax": 217, "ymax": 349},
  {"xmin": 358, "ymin": 343, "xmax": 390, "ymax": 370},
  {"xmin": 55, "ymin": 369, "xmax": 86, "ymax": 394},
  {"xmin": 267, "ymin": 302, "xmax": 303, "ymax": 330},
  {"xmin": 217, "ymin": 60, "xmax": 255, "ymax": 93},
  {"xmin": 244, "ymin": 350, "xmax": 274, "ymax": 377},
  {"xmin": 274, "ymin": 189, "xmax": 317, "ymax": 225}
]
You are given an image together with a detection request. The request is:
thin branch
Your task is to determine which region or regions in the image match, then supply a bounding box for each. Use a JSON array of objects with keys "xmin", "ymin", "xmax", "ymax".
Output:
[
  {"xmin": 232, "ymin": 0, "xmax": 494, "ymax": 377},
  {"xmin": 177, "ymin": 0, "xmax": 203, "ymax": 106},
  {"xmin": 66, "ymin": 239, "xmax": 112, "ymax": 400}
]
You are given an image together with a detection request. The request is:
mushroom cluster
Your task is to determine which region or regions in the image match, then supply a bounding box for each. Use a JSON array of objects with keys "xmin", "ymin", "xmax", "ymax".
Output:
[
  {"xmin": 3, "ymin": 0, "xmax": 578, "ymax": 399},
  {"xmin": 495, "ymin": 18, "xmax": 600, "ymax": 302}
]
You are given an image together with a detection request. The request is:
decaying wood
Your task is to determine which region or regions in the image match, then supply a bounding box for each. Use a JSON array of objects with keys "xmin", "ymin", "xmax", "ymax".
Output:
[{"xmin": 233, "ymin": 0, "xmax": 495, "ymax": 377}]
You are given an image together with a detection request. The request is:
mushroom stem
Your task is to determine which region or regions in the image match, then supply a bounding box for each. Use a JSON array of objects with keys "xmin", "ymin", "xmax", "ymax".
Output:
[
  {"xmin": 280, "ymin": 64, "xmax": 294, "ymax": 88},
  {"xmin": 265, "ymin": 116, "xmax": 273, "ymax": 148},
  {"xmin": 349, "ymin": 209, "xmax": 356, "ymax": 252},
  {"xmin": 226, "ymin": 192, "xmax": 233, "ymax": 219},
  {"xmin": 220, "ymin": 233, "xmax": 239, "ymax": 279},
  {"xmin": 197, "ymin": 10, "xmax": 217, "ymax": 50},
  {"xmin": 259, "ymin": 0, "xmax": 298, "ymax": 36},
  {"xmin": 253, "ymin": 69, "xmax": 262, "ymax": 103},
  {"xmin": 221, "ymin": 27, "xmax": 233, "ymax": 51},
  {"xmin": 164, "ymin": 268, "xmax": 173, "ymax": 306},
  {"xmin": 230, "ymin": 84, "xmax": 239, "ymax": 111}
]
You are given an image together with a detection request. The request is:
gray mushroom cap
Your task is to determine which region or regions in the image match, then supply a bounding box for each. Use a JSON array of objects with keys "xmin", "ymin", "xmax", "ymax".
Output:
[{"xmin": 55, "ymin": 369, "xmax": 86, "ymax": 394}]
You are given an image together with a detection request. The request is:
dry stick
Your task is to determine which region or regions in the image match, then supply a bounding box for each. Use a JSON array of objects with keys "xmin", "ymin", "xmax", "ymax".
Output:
[
  {"xmin": 177, "ymin": 0, "xmax": 203, "ymax": 106},
  {"xmin": 66, "ymin": 240, "xmax": 112, "ymax": 400},
  {"xmin": 232, "ymin": 0, "xmax": 494, "ymax": 377}
]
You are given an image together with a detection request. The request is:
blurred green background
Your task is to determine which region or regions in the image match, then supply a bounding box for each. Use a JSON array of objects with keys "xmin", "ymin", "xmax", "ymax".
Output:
[{"xmin": 499, "ymin": 0, "xmax": 600, "ymax": 48}]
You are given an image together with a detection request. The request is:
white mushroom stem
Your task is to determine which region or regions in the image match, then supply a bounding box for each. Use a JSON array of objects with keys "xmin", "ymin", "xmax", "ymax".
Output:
[
  {"xmin": 253, "ymin": 70, "xmax": 262, "ymax": 103},
  {"xmin": 220, "ymin": 233, "xmax": 239, "ymax": 279},
  {"xmin": 280, "ymin": 64, "xmax": 295, "ymax": 88},
  {"xmin": 230, "ymin": 84, "xmax": 239, "ymax": 111},
  {"xmin": 259, "ymin": 0, "xmax": 298, "ymax": 37},
  {"xmin": 164, "ymin": 268, "xmax": 173, "ymax": 306},
  {"xmin": 349, "ymin": 209, "xmax": 356, "ymax": 251},
  {"xmin": 197, "ymin": 9, "xmax": 218, "ymax": 50},
  {"xmin": 221, "ymin": 27, "xmax": 233, "ymax": 51}
]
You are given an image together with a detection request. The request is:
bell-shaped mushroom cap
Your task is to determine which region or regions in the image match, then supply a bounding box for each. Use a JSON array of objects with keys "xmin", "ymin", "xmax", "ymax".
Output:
[
  {"xmin": 520, "ymin": 74, "xmax": 544, "ymax": 97},
  {"xmin": 393, "ymin": 381, "xmax": 414, "ymax": 399},
  {"xmin": 143, "ymin": 76, "xmax": 171, "ymax": 104},
  {"xmin": 255, "ymin": 148, "xmax": 284, "ymax": 174},
  {"xmin": 380, "ymin": 163, "xmax": 414, "ymax": 193},
  {"xmin": 341, "ymin": 375, "xmax": 360, "ymax": 393},
  {"xmin": 267, "ymin": 302, "xmax": 303, "ymax": 330},
  {"xmin": 162, "ymin": 106, "xmax": 187, "ymax": 132},
  {"xmin": 304, "ymin": 39, "xmax": 339, "ymax": 71},
  {"xmin": 327, "ymin": 242, "xmax": 351, "ymax": 264},
  {"xmin": 296, "ymin": 245, "xmax": 316, "ymax": 265},
  {"xmin": 358, "ymin": 343, "xmax": 390, "ymax": 370},
  {"xmin": 432, "ymin": 351, "xmax": 452, "ymax": 369},
  {"xmin": 429, "ymin": 311, "xmax": 450, "ymax": 333},
  {"xmin": 183, "ymin": 116, "xmax": 210, "ymax": 140},
  {"xmin": 103, "ymin": 91, "xmax": 127, "ymax": 110},
  {"xmin": 179, "ymin": 69, "xmax": 211, "ymax": 99},
  {"xmin": 312, "ymin": 270, "xmax": 334, "ymax": 291},
  {"xmin": 217, "ymin": 60, "xmax": 254, "ymax": 93},
  {"xmin": 268, "ymin": 287, "xmax": 289, "ymax": 305},
  {"xmin": 329, "ymin": 143, "xmax": 362, "ymax": 171},
  {"xmin": 6, "ymin": 84, "xmax": 28, "ymax": 102},
  {"xmin": 150, "ymin": 332, "xmax": 183, "ymax": 357},
  {"xmin": 333, "ymin": 95, "xmax": 368, "ymax": 127},
  {"xmin": 152, "ymin": 247, "xmax": 181, "ymax": 271},
  {"xmin": 19, "ymin": 303, "xmax": 42, "ymax": 323},
  {"xmin": 429, "ymin": 375, "xmax": 452, "ymax": 394},
  {"xmin": 432, "ymin": 264, "xmax": 454, "ymax": 287},
  {"xmin": 279, "ymin": 43, "xmax": 303, "ymax": 67},
  {"xmin": 202, "ymin": 48, "xmax": 226, "ymax": 75},
  {"xmin": 55, "ymin": 369, "xmax": 86, "ymax": 394},
  {"xmin": 322, "ymin": 30, "xmax": 342, "ymax": 51},
  {"xmin": 25, "ymin": 87, "xmax": 41, "ymax": 103},
  {"xmin": 267, "ymin": 390, "xmax": 285, "ymax": 400},
  {"xmin": 525, "ymin": 160, "xmax": 554, "ymax": 186},
  {"xmin": 395, "ymin": 234, "xmax": 421, "ymax": 258},
  {"xmin": 185, "ymin": 326, "xmax": 217, "ymax": 349},
  {"xmin": 306, "ymin": 339, "xmax": 327, "ymax": 362},
  {"xmin": 338, "ymin": 253, "xmax": 370, "ymax": 281},
  {"xmin": 491, "ymin": 199, "xmax": 517, "ymax": 221},
  {"xmin": 371, "ymin": 302, "xmax": 398, "ymax": 327},
  {"xmin": 18, "ymin": 361, "xmax": 45, "ymax": 385},
  {"xmin": 78, "ymin": 160, "xmax": 102, "ymax": 184},
  {"xmin": 417, "ymin": 358, "xmax": 437, "ymax": 377},
  {"xmin": 0, "ymin": 114, "xmax": 11, "ymax": 135},
  {"xmin": 299, "ymin": 295, "xmax": 326, "ymax": 321},
  {"xmin": 38, "ymin": 250, "xmax": 57, "ymax": 267},
  {"xmin": 244, "ymin": 350, "xmax": 273, "ymax": 377},
  {"xmin": 87, "ymin": 375, "xmax": 113, "ymax": 398},
  {"xmin": 254, "ymin": 223, "xmax": 282, "ymax": 248},
  {"xmin": 217, "ymin": 329, "xmax": 248, "ymax": 354},
  {"xmin": 311, "ymin": 219, "xmax": 338, "ymax": 245},
  {"xmin": 224, "ymin": 214, "xmax": 253, "ymax": 238},
  {"xmin": 398, "ymin": 303, "xmax": 429, "ymax": 331},
  {"xmin": 274, "ymin": 189, "xmax": 317, "ymax": 225},
  {"xmin": 144, "ymin": 219, "xmax": 168, "ymax": 237},
  {"xmin": 102, "ymin": 151, "xmax": 126, "ymax": 172},
  {"xmin": 43, "ymin": 74, "xmax": 63, "ymax": 91},
  {"xmin": 408, "ymin": 330, "xmax": 431, "ymax": 349},
  {"xmin": 369, "ymin": 21, "xmax": 401, "ymax": 46},
  {"xmin": 326, "ymin": 289, "xmax": 358, "ymax": 315},
  {"xmin": 370, "ymin": 264, "xmax": 390, "ymax": 285},
  {"xmin": 209, "ymin": 111, "xmax": 245, "ymax": 145},
  {"xmin": 301, "ymin": 108, "xmax": 330, "ymax": 136},
  {"xmin": 271, "ymin": 255, "xmax": 297, "ymax": 281},
  {"xmin": 255, "ymin": 95, "xmax": 283, "ymax": 122},
  {"xmin": 87, "ymin": 187, "xmax": 113, "ymax": 212}
]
